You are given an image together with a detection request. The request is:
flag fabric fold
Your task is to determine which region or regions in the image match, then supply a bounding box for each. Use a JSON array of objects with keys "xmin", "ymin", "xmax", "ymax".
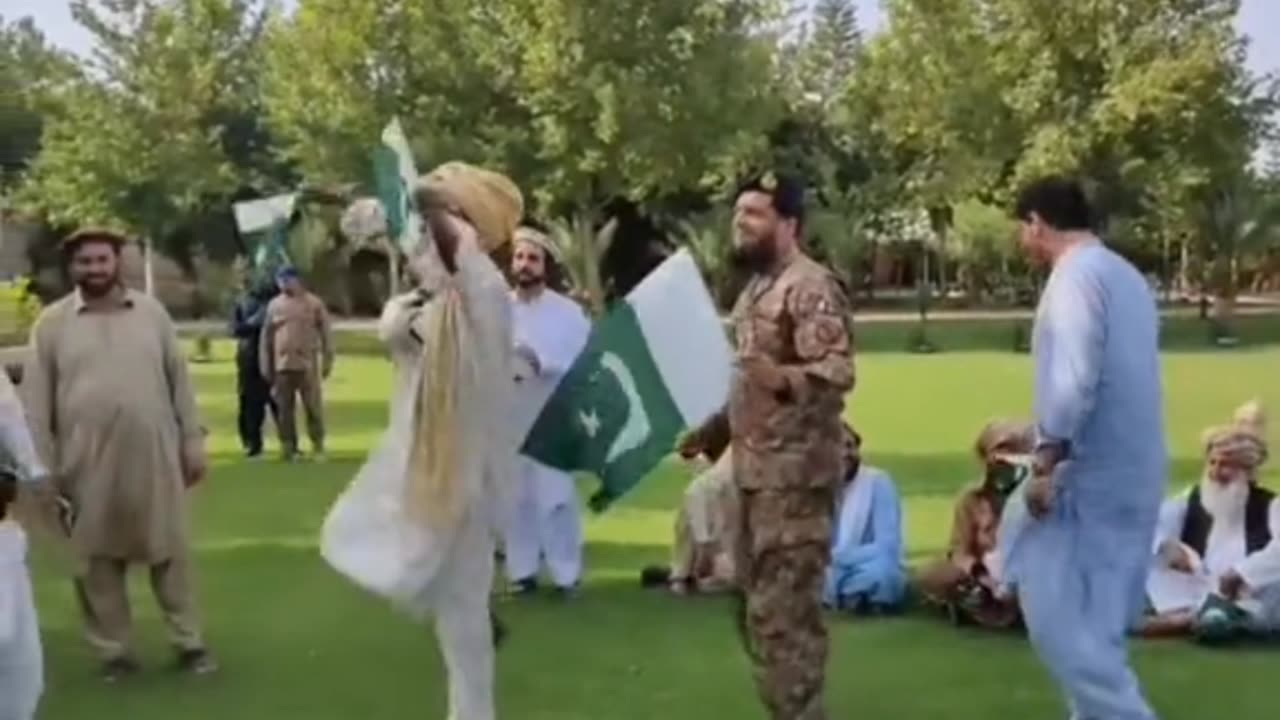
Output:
[{"xmin": 522, "ymin": 249, "xmax": 733, "ymax": 510}]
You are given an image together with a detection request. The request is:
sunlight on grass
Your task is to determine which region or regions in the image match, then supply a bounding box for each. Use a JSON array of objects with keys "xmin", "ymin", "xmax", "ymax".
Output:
[{"xmin": 27, "ymin": 335, "xmax": 1280, "ymax": 720}]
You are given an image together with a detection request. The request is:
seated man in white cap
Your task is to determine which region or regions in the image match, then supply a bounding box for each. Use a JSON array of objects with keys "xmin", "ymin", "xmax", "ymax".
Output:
[
  {"xmin": 1143, "ymin": 401, "xmax": 1280, "ymax": 643},
  {"xmin": 504, "ymin": 227, "xmax": 592, "ymax": 597}
]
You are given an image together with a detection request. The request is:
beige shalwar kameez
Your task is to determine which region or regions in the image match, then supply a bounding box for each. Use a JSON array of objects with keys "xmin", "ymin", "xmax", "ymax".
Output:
[{"xmin": 23, "ymin": 288, "xmax": 206, "ymax": 660}]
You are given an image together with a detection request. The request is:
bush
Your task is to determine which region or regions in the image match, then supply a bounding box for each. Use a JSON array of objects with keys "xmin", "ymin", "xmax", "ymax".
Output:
[{"xmin": 0, "ymin": 277, "xmax": 43, "ymax": 347}]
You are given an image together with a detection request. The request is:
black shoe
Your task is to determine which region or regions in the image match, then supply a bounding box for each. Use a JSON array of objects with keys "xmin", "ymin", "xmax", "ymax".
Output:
[
  {"xmin": 101, "ymin": 656, "xmax": 141, "ymax": 683},
  {"xmin": 553, "ymin": 584, "xmax": 580, "ymax": 600},
  {"xmin": 245, "ymin": 447, "xmax": 263, "ymax": 459},
  {"xmin": 640, "ymin": 565, "xmax": 672, "ymax": 588},
  {"xmin": 176, "ymin": 648, "xmax": 219, "ymax": 675},
  {"xmin": 511, "ymin": 577, "xmax": 539, "ymax": 596},
  {"xmin": 491, "ymin": 611, "xmax": 508, "ymax": 649}
]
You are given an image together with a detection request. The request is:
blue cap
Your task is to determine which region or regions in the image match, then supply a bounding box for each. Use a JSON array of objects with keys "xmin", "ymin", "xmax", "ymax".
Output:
[{"xmin": 275, "ymin": 266, "xmax": 299, "ymax": 281}]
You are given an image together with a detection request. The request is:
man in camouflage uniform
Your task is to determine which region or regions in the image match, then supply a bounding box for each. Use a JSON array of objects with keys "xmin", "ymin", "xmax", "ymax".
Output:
[{"xmin": 726, "ymin": 172, "xmax": 854, "ymax": 720}]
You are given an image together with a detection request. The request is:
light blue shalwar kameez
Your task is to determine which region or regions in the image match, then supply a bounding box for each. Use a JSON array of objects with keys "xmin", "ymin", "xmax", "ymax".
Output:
[
  {"xmin": 824, "ymin": 466, "xmax": 908, "ymax": 610},
  {"xmin": 1004, "ymin": 239, "xmax": 1167, "ymax": 720}
]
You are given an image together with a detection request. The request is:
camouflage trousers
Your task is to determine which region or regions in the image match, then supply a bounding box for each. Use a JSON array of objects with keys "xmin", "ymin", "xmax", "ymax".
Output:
[{"xmin": 736, "ymin": 487, "xmax": 836, "ymax": 720}]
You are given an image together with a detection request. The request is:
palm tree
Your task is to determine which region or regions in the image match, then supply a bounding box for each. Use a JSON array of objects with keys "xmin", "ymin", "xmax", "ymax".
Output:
[
  {"xmin": 549, "ymin": 214, "xmax": 619, "ymax": 318},
  {"xmin": 673, "ymin": 206, "xmax": 733, "ymax": 308},
  {"xmin": 1198, "ymin": 177, "xmax": 1280, "ymax": 343}
]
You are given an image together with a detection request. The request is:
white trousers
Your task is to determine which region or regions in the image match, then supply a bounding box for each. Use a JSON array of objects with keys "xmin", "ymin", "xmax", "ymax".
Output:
[
  {"xmin": 503, "ymin": 458, "xmax": 583, "ymax": 588},
  {"xmin": 433, "ymin": 507, "xmax": 497, "ymax": 720}
]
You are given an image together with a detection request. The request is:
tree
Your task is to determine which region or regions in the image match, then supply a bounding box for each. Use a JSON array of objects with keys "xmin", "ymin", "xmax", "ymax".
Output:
[
  {"xmin": 0, "ymin": 15, "xmax": 76, "ymax": 190},
  {"xmin": 549, "ymin": 215, "xmax": 618, "ymax": 317},
  {"xmin": 18, "ymin": 0, "xmax": 278, "ymax": 281},
  {"xmin": 1196, "ymin": 172, "xmax": 1280, "ymax": 341},
  {"xmin": 950, "ymin": 198, "xmax": 1019, "ymax": 303},
  {"xmin": 792, "ymin": 0, "xmax": 861, "ymax": 108}
]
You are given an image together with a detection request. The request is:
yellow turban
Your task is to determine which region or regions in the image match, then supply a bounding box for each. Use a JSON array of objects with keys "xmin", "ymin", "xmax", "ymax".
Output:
[
  {"xmin": 975, "ymin": 419, "xmax": 1034, "ymax": 462},
  {"xmin": 415, "ymin": 161, "xmax": 523, "ymax": 252},
  {"xmin": 1203, "ymin": 400, "xmax": 1269, "ymax": 470}
]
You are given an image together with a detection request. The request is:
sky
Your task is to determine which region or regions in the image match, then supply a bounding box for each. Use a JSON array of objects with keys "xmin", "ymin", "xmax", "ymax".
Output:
[{"xmin": 3, "ymin": 0, "xmax": 1277, "ymax": 75}]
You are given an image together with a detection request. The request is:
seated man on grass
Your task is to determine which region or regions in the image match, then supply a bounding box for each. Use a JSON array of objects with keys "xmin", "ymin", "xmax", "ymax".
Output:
[
  {"xmin": 1142, "ymin": 401, "xmax": 1280, "ymax": 644},
  {"xmin": 824, "ymin": 427, "xmax": 908, "ymax": 615},
  {"xmin": 642, "ymin": 413, "xmax": 738, "ymax": 595},
  {"xmin": 917, "ymin": 419, "xmax": 1034, "ymax": 629}
]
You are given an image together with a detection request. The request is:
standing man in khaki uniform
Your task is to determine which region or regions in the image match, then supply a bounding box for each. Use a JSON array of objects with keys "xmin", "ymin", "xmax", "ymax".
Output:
[
  {"xmin": 726, "ymin": 173, "xmax": 854, "ymax": 720},
  {"xmin": 23, "ymin": 229, "xmax": 216, "ymax": 681},
  {"xmin": 260, "ymin": 267, "xmax": 333, "ymax": 461}
]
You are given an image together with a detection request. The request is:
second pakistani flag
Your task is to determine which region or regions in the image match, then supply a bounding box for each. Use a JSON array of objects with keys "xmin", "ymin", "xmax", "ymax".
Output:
[{"xmin": 522, "ymin": 249, "xmax": 734, "ymax": 511}]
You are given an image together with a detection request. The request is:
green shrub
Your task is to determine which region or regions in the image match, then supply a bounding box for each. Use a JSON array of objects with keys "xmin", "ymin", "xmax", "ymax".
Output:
[{"xmin": 0, "ymin": 277, "xmax": 43, "ymax": 346}]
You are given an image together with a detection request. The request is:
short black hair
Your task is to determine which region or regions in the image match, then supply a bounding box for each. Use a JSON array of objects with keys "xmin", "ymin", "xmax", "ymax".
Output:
[{"xmin": 1013, "ymin": 176, "xmax": 1094, "ymax": 232}]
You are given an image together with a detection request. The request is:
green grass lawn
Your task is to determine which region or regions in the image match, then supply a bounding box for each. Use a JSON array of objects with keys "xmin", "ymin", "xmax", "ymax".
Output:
[{"xmin": 30, "ymin": 319, "xmax": 1280, "ymax": 720}]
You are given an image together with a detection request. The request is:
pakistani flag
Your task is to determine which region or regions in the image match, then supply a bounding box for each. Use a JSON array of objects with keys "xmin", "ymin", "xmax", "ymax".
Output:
[
  {"xmin": 522, "ymin": 250, "xmax": 734, "ymax": 511},
  {"xmin": 232, "ymin": 193, "xmax": 297, "ymax": 277},
  {"xmin": 373, "ymin": 117, "xmax": 423, "ymax": 255}
]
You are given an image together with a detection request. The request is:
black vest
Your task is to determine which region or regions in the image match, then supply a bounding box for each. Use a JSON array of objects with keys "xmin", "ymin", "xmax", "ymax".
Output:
[{"xmin": 1180, "ymin": 485, "xmax": 1275, "ymax": 557}]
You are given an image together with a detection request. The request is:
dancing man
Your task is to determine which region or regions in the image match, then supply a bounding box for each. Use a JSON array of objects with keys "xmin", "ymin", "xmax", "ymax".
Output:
[{"xmin": 1005, "ymin": 177, "xmax": 1166, "ymax": 720}]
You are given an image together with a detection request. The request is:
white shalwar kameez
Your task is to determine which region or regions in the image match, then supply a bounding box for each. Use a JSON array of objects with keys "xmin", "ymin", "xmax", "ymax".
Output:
[
  {"xmin": 504, "ymin": 289, "xmax": 590, "ymax": 588},
  {"xmin": 321, "ymin": 232, "xmax": 515, "ymax": 720},
  {"xmin": 1002, "ymin": 239, "xmax": 1166, "ymax": 720},
  {"xmin": 0, "ymin": 368, "xmax": 48, "ymax": 720},
  {"xmin": 1147, "ymin": 486, "xmax": 1280, "ymax": 631}
]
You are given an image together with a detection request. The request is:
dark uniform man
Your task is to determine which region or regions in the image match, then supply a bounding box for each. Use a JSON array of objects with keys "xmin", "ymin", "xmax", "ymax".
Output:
[
  {"xmin": 725, "ymin": 172, "xmax": 854, "ymax": 720},
  {"xmin": 230, "ymin": 280, "xmax": 278, "ymax": 458}
]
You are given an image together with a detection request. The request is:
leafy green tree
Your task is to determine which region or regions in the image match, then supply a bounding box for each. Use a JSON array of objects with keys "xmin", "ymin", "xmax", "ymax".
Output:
[{"xmin": 18, "ymin": 0, "xmax": 277, "ymax": 278}]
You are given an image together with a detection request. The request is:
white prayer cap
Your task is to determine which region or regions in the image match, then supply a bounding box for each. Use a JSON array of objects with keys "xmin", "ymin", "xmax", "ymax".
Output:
[{"xmin": 513, "ymin": 226, "xmax": 562, "ymax": 263}]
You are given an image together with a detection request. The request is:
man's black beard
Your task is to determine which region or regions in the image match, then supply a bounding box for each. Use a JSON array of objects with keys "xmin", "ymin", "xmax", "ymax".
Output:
[
  {"xmin": 730, "ymin": 243, "xmax": 775, "ymax": 274},
  {"xmin": 516, "ymin": 274, "xmax": 545, "ymax": 291},
  {"xmin": 76, "ymin": 276, "xmax": 117, "ymax": 298}
]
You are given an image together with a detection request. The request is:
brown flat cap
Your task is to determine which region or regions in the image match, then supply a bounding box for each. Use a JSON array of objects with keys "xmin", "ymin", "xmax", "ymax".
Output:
[{"xmin": 62, "ymin": 227, "xmax": 129, "ymax": 249}]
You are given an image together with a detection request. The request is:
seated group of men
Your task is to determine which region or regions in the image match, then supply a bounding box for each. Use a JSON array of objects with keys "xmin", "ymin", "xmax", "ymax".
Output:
[{"xmin": 644, "ymin": 402, "xmax": 1280, "ymax": 645}]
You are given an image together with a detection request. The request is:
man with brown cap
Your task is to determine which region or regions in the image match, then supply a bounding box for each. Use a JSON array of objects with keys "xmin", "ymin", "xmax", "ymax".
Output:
[
  {"xmin": 917, "ymin": 419, "xmax": 1033, "ymax": 629},
  {"xmin": 23, "ymin": 228, "xmax": 215, "ymax": 681},
  {"xmin": 321, "ymin": 162, "xmax": 521, "ymax": 720},
  {"xmin": 1143, "ymin": 401, "xmax": 1280, "ymax": 641},
  {"xmin": 717, "ymin": 171, "xmax": 854, "ymax": 720}
]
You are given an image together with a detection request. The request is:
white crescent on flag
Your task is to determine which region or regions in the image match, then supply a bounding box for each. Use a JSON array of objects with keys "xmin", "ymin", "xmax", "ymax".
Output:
[{"xmin": 601, "ymin": 351, "xmax": 651, "ymax": 463}]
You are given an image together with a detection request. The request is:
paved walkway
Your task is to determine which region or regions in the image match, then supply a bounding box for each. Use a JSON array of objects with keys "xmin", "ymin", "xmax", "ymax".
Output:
[{"xmin": 172, "ymin": 303, "xmax": 1280, "ymax": 333}]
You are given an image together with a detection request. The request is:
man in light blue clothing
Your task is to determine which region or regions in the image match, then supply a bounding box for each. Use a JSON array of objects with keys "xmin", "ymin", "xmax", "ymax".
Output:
[
  {"xmin": 1004, "ymin": 177, "xmax": 1167, "ymax": 720},
  {"xmin": 824, "ymin": 429, "xmax": 908, "ymax": 615}
]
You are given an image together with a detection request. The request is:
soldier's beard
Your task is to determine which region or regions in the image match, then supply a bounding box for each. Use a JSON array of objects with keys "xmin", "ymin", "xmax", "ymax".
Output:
[{"xmin": 730, "ymin": 235, "xmax": 777, "ymax": 274}]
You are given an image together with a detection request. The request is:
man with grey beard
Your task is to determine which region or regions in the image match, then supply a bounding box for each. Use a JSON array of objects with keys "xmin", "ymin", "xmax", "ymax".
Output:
[{"xmin": 1143, "ymin": 401, "xmax": 1280, "ymax": 641}]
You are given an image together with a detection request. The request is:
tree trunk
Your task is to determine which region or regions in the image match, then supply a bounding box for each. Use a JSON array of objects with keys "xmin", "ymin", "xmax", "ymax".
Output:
[
  {"xmin": 143, "ymin": 237, "xmax": 155, "ymax": 297},
  {"xmin": 1210, "ymin": 249, "xmax": 1237, "ymax": 340}
]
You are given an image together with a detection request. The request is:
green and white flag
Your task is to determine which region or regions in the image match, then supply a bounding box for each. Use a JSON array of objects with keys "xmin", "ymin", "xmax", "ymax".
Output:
[
  {"xmin": 373, "ymin": 117, "xmax": 422, "ymax": 255},
  {"xmin": 522, "ymin": 249, "xmax": 734, "ymax": 511},
  {"xmin": 232, "ymin": 193, "xmax": 296, "ymax": 276}
]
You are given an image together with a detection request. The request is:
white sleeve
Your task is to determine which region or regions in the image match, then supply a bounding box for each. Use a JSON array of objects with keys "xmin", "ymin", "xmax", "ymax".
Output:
[
  {"xmin": 1236, "ymin": 498, "xmax": 1280, "ymax": 590},
  {"xmin": 0, "ymin": 532, "xmax": 23, "ymax": 643},
  {"xmin": 0, "ymin": 373, "xmax": 46, "ymax": 480},
  {"xmin": 1153, "ymin": 493, "xmax": 1189, "ymax": 556}
]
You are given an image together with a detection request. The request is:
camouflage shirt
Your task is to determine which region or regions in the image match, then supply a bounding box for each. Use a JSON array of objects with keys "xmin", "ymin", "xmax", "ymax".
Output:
[{"xmin": 728, "ymin": 252, "xmax": 854, "ymax": 489}]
